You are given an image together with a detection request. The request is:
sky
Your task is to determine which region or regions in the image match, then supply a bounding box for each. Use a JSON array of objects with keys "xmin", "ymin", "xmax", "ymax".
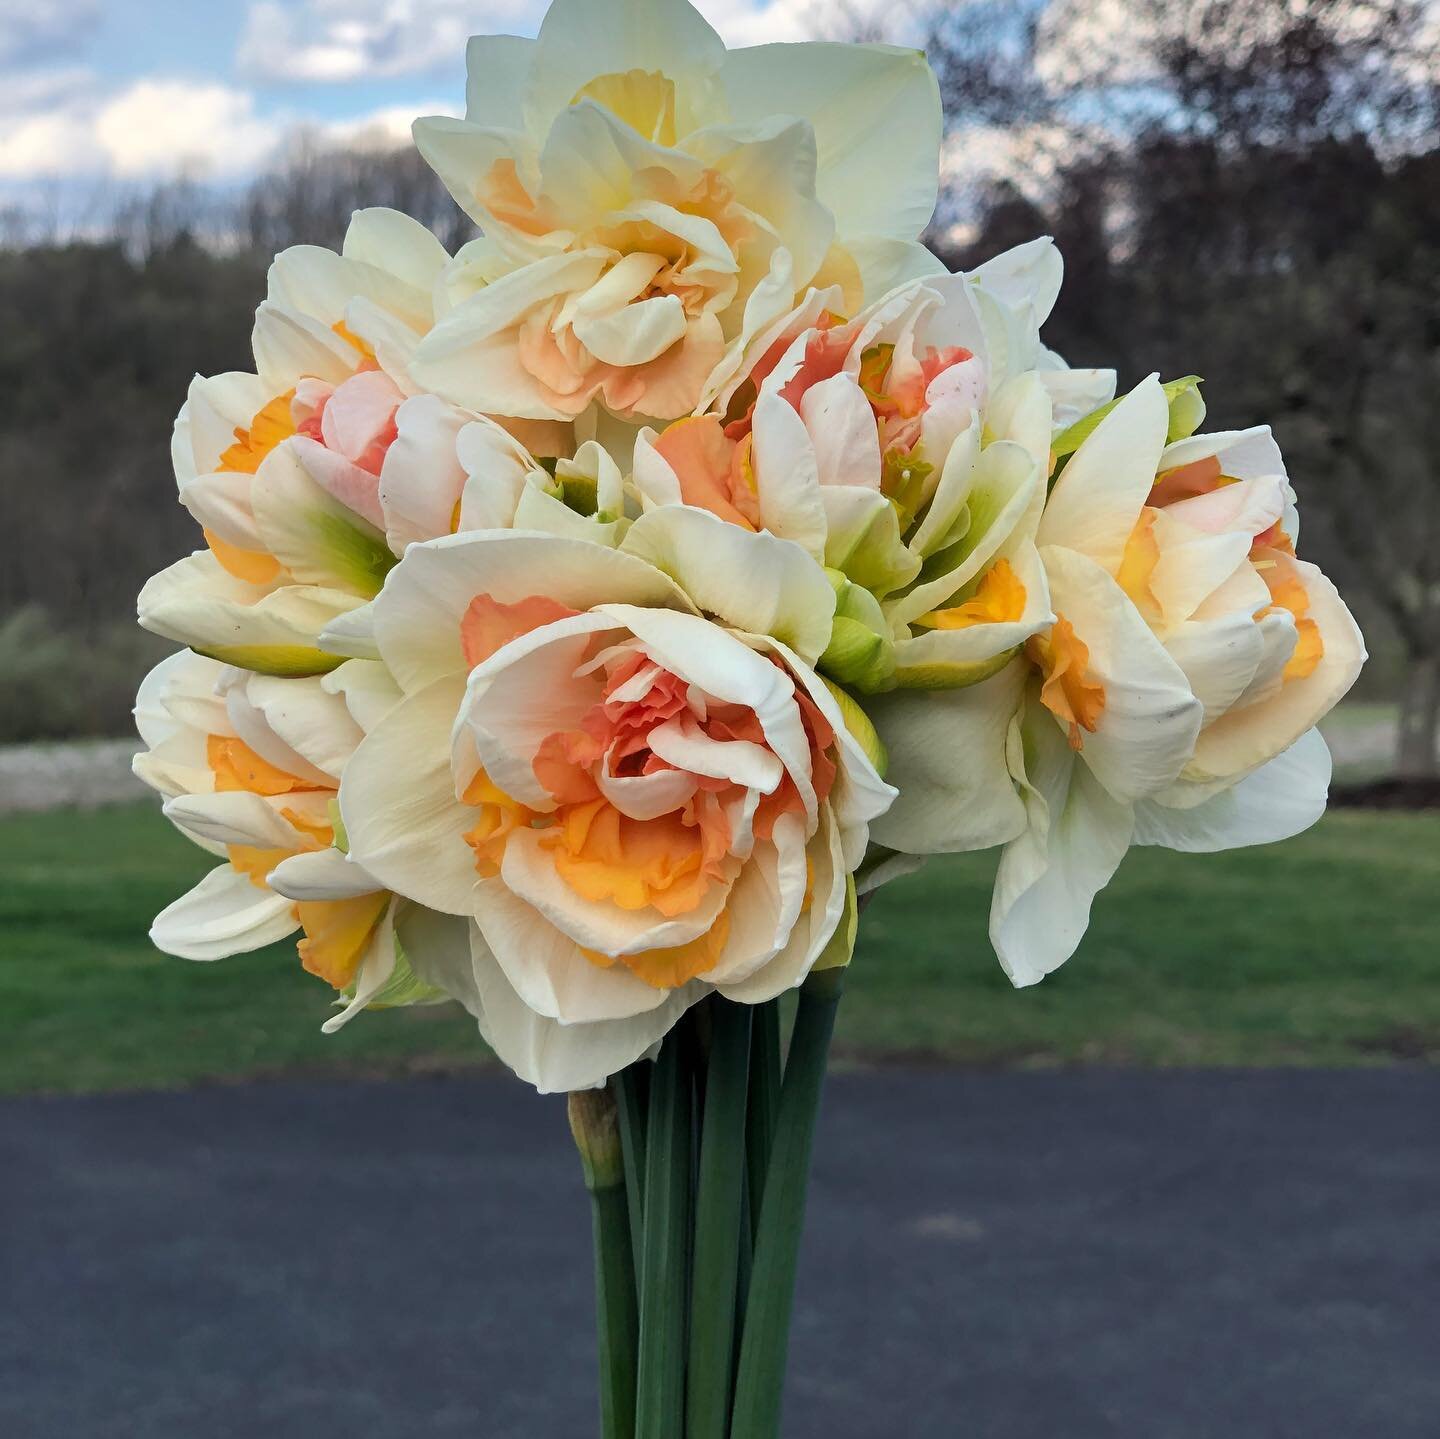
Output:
[{"xmin": 0, "ymin": 0, "xmax": 831, "ymax": 188}]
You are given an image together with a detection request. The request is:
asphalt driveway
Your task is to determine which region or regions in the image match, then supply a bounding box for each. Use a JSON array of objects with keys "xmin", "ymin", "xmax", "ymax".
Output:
[{"xmin": 3, "ymin": 1069, "xmax": 1437, "ymax": 1437}]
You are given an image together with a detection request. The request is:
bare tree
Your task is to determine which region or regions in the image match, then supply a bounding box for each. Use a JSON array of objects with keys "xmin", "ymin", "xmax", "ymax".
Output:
[{"xmin": 902, "ymin": 0, "xmax": 1440, "ymax": 775}]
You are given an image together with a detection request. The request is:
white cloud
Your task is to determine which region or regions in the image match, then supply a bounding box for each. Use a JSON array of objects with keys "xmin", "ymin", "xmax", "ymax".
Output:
[
  {"xmin": 315, "ymin": 98, "xmax": 458, "ymax": 148},
  {"xmin": 95, "ymin": 82, "xmax": 283, "ymax": 178},
  {"xmin": 0, "ymin": 71, "xmax": 454, "ymax": 181},
  {"xmin": 238, "ymin": 0, "xmax": 544, "ymax": 82}
]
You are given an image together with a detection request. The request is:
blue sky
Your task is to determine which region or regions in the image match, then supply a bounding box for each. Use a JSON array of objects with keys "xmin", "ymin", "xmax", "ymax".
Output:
[{"xmin": 0, "ymin": 0, "xmax": 826, "ymax": 185}]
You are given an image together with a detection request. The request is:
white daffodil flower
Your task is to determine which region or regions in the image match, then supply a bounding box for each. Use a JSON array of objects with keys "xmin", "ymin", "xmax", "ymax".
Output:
[
  {"xmin": 133, "ymin": 648, "xmax": 449, "ymax": 1030},
  {"xmin": 332, "ymin": 512, "xmax": 893, "ymax": 1091},
  {"xmin": 870, "ymin": 375, "xmax": 1365, "ymax": 984},
  {"xmin": 408, "ymin": 0, "xmax": 945, "ymax": 423}
]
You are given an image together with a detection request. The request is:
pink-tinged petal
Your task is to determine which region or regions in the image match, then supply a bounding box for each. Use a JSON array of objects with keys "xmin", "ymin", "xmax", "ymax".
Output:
[
  {"xmin": 290, "ymin": 437, "xmax": 387, "ymax": 532},
  {"xmin": 800, "ymin": 373, "xmax": 882, "ymax": 490}
]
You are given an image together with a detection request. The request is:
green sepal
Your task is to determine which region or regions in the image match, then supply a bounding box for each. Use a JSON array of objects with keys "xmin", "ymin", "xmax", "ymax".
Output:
[
  {"xmin": 819, "ymin": 572, "xmax": 897, "ymax": 694},
  {"xmin": 1052, "ymin": 375, "xmax": 1205, "ymax": 462},
  {"xmin": 820, "ymin": 616, "xmax": 895, "ymax": 693},
  {"xmin": 310, "ymin": 511, "xmax": 398, "ymax": 598},
  {"xmin": 1165, "ymin": 376, "xmax": 1207, "ymax": 442},
  {"xmin": 345, "ymin": 935, "xmax": 447, "ymax": 1012},
  {"xmin": 190, "ymin": 643, "xmax": 345, "ymax": 677},
  {"xmin": 819, "ymin": 677, "xmax": 889, "ymax": 777},
  {"xmin": 811, "ymin": 874, "xmax": 858, "ymax": 973},
  {"xmin": 326, "ymin": 799, "xmax": 349, "ymax": 854},
  {"xmin": 890, "ymin": 645, "xmax": 1017, "ymax": 692}
]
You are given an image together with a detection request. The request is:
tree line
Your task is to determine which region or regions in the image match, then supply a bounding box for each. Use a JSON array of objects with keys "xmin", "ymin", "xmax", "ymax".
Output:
[{"xmin": 1, "ymin": 0, "xmax": 1436, "ymax": 773}]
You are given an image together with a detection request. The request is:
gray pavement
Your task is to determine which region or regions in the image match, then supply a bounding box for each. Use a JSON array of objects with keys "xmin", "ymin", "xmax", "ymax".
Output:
[{"xmin": 2, "ymin": 1069, "xmax": 1437, "ymax": 1438}]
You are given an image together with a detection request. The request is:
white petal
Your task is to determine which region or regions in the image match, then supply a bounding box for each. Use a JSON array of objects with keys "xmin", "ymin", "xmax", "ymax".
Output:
[
  {"xmin": 320, "ymin": 658, "xmax": 404, "ymax": 733},
  {"xmin": 437, "ymin": 916, "xmax": 693, "ymax": 1094},
  {"xmin": 1038, "ymin": 375, "xmax": 1169, "ymax": 574},
  {"xmin": 1185, "ymin": 561, "xmax": 1365, "ymax": 786},
  {"xmin": 721, "ymin": 41, "xmax": 940, "ymax": 240},
  {"xmin": 1135, "ymin": 728, "xmax": 1331, "ymax": 852},
  {"xmin": 620, "ymin": 505, "xmax": 836, "ymax": 663},
  {"xmin": 800, "ymin": 373, "xmax": 882, "ymax": 490},
  {"xmin": 252, "ymin": 440, "xmax": 393, "ymax": 595},
  {"xmin": 970, "ymin": 237, "xmax": 1063, "ymax": 327},
  {"xmin": 750, "ymin": 388, "xmax": 828, "ymax": 556},
  {"xmin": 151, "ymin": 865, "xmax": 297, "ymax": 961},
  {"xmin": 342, "ymin": 207, "xmax": 449, "ymax": 294},
  {"xmin": 161, "ymin": 792, "xmax": 315, "ymax": 852},
  {"xmin": 476, "ymin": 873, "xmax": 683, "ymax": 1022},
  {"xmin": 138, "ymin": 552, "xmax": 361, "ymax": 675},
  {"xmin": 717, "ymin": 808, "xmax": 846, "ymax": 1003},
  {"xmin": 1042, "ymin": 544, "xmax": 1203, "ymax": 801},
  {"xmin": 646, "ymin": 715, "xmax": 783, "ymax": 792},
  {"xmin": 990, "ymin": 709, "xmax": 1134, "ymax": 987},
  {"xmin": 268, "ymin": 846, "xmax": 384, "ymax": 901},
  {"xmin": 868, "ymin": 658, "xmax": 1029, "ymax": 854},
  {"xmin": 240, "ymin": 672, "xmax": 364, "ymax": 779},
  {"xmin": 339, "ymin": 677, "xmax": 480, "ymax": 916}
]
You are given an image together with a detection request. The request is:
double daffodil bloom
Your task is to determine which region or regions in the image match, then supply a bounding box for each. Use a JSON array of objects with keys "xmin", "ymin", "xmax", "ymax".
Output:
[
  {"xmin": 409, "ymin": 0, "xmax": 944, "ymax": 423},
  {"xmin": 133, "ymin": 650, "xmax": 447, "ymax": 1029},
  {"xmin": 870, "ymin": 376, "xmax": 1365, "ymax": 983},
  {"xmin": 328, "ymin": 508, "xmax": 893, "ymax": 1091}
]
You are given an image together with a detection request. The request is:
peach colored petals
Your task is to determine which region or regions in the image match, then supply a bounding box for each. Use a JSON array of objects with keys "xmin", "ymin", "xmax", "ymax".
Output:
[
  {"xmin": 650, "ymin": 415, "xmax": 760, "ymax": 529},
  {"xmin": 461, "ymin": 592, "xmax": 585, "ymax": 669}
]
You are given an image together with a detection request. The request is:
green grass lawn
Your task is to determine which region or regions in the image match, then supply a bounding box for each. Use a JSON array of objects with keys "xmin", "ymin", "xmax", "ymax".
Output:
[{"xmin": 1, "ymin": 801, "xmax": 1436, "ymax": 1095}]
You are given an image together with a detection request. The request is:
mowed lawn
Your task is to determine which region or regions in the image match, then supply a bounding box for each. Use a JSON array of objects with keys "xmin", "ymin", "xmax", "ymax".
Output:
[{"xmin": 1, "ymin": 801, "xmax": 1437, "ymax": 1095}]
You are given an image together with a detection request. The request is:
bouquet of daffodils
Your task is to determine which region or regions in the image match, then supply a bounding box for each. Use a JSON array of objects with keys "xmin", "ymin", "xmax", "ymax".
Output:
[{"xmin": 134, "ymin": 0, "xmax": 1365, "ymax": 1432}]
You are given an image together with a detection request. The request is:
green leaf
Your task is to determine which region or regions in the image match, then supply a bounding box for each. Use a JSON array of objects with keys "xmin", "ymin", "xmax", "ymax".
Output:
[
  {"xmin": 569, "ymin": 1088, "xmax": 638, "ymax": 1439},
  {"xmin": 731, "ymin": 969, "xmax": 844, "ymax": 1438},
  {"xmin": 635, "ymin": 1032, "xmax": 692, "ymax": 1439},
  {"xmin": 686, "ymin": 1000, "xmax": 752, "ymax": 1439}
]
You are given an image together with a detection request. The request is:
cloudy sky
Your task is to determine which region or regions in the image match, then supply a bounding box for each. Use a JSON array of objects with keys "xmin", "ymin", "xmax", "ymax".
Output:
[{"xmin": 0, "ymin": 0, "xmax": 827, "ymax": 185}]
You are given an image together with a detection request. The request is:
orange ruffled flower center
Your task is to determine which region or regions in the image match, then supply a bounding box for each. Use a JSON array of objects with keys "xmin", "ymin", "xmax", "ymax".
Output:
[{"xmin": 453, "ymin": 595, "xmax": 840, "ymax": 990}]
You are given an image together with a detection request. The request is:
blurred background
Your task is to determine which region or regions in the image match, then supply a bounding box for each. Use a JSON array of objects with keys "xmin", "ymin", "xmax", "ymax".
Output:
[{"xmin": 0, "ymin": 4, "xmax": 1437, "ymax": 1434}]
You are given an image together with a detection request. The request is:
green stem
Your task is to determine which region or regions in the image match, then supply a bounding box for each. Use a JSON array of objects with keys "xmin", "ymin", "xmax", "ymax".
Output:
[
  {"xmin": 613, "ymin": 1062, "xmax": 649, "ymax": 1280},
  {"xmin": 567, "ymin": 1089, "xmax": 638, "ymax": 1439},
  {"xmin": 745, "ymin": 998, "xmax": 783, "ymax": 1245},
  {"xmin": 635, "ymin": 1029, "xmax": 692, "ymax": 1439},
  {"xmin": 686, "ymin": 999, "xmax": 752, "ymax": 1439},
  {"xmin": 729, "ymin": 969, "xmax": 844, "ymax": 1439}
]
